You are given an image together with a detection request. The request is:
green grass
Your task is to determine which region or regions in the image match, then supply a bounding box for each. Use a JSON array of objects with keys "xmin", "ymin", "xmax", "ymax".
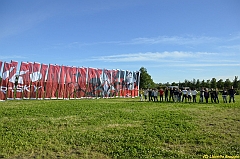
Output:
[{"xmin": 0, "ymin": 97, "xmax": 240, "ymax": 158}]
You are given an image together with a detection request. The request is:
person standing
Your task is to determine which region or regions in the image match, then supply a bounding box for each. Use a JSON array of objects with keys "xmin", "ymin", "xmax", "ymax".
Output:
[
  {"xmin": 153, "ymin": 89, "xmax": 158, "ymax": 102},
  {"xmin": 222, "ymin": 88, "xmax": 228, "ymax": 103},
  {"xmin": 159, "ymin": 88, "xmax": 164, "ymax": 102},
  {"xmin": 199, "ymin": 88, "xmax": 205, "ymax": 103},
  {"xmin": 169, "ymin": 87, "xmax": 174, "ymax": 102},
  {"xmin": 228, "ymin": 86, "xmax": 236, "ymax": 103},
  {"xmin": 204, "ymin": 88, "xmax": 209, "ymax": 103},
  {"xmin": 182, "ymin": 88, "xmax": 188, "ymax": 102},
  {"xmin": 214, "ymin": 88, "xmax": 219, "ymax": 103},
  {"xmin": 144, "ymin": 89, "xmax": 148, "ymax": 101},
  {"xmin": 139, "ymin": 88, "xmax": 144, "ymax": 101},
  {"xmin": 173, "ymin": 88, "xmax": 179, "ymax": 102},
  {"xmin": 192, "ymin": 88, "xmax": 198, "ymax": 103},
  {"xmin": 148, "ymin": 89, "xmax": 153, "ymax": 101},
  {"xmin": 165, "ymin": 87, "xmax": 169, "ymax": 102},
  {"xmin": 178, "ymin": 89, "xmax": 182, "ymax": 102},
  {"xmin": 210, "ymin": 89, "xmax": 215, "ymax": 103}
]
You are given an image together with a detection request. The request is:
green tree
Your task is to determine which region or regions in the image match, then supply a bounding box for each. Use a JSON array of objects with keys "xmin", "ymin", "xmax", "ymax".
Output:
[
  {"xmin": 139, "ymin": 67, "xmax": 154, "ymax": 89},
  {"xmin": 210, "ymin": 78, "xmax": 217, "ymax": 89},
  {"xmin": 224, "ymin": 79, "xmax": 232, "ymax": 89},
  {"xmin": 233, "ymin": 76, "xmax": 239, "ymax": 89},
  {"xmin": 217, "ymin": 79, "xmax": 224, "ymax": 89}
]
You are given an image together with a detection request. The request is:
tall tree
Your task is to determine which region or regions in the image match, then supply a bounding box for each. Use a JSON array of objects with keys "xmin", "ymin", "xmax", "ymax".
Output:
[
  {"xmin": 233, "ymin": 76, "xmax": 239, "ymax": 89},
  {"xmin": 210, "ymin": 78, "xmax": 217, "ymax": 89},
  {"xmin": 224, "ymin": 79, "xmax": 232, "ymax": 89},
  {"xmin": 139, "ymin": 67, "xmax": 154, "ymax": 89},
  {"xmin": 217, "ymin": 79, "xmax": 224, "ymax": 89}
]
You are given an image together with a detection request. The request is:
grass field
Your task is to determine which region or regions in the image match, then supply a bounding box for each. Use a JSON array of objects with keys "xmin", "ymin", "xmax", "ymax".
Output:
[{"xmin": 0, "ymin": 96, "xmax": 240, "ymax": 159}]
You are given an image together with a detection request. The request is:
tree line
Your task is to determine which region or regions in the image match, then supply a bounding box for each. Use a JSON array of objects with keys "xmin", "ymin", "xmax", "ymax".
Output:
[{"xmin": 139, "ymin": 67, "xmax": 240, "ymax": 94}]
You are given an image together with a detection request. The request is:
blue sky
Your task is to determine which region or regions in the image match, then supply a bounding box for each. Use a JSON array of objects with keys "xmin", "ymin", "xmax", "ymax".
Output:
[{"xmin": 0, "ymin": 0, "xmax": 240, "ymax": 83}]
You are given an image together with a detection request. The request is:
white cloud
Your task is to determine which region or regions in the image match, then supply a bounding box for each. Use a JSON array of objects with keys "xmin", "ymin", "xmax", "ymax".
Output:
[{"xmin": 88, "ymin": 51, "xmax": 217, "ymax": 62}]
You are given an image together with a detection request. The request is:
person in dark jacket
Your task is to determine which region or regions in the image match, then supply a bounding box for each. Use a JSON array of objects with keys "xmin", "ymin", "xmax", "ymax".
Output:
[
  {"xmin": 204, "ymin": 88, "xmax": 209, "ymax": 103},
  {"xmin": 228, "ymin": 86, "xmax": 236, "ymax": 103}
]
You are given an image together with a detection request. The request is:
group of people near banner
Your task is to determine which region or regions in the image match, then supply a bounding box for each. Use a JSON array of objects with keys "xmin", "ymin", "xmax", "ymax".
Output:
[
  {"xmin": 139, "ymin": 86, "xmax": 236, "ymax": 103},
  {"xmin": 0, "ymin": 60, "xmax": 140, "ymax": 101}
]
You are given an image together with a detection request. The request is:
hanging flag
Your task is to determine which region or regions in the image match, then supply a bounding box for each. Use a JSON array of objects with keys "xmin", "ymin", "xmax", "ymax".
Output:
[
  {"xmin": 87, "ymin": 67, "xmax": 97, "ymax": 98},
  {"xmin": 51, "ymin": 65, "xmax": 60, "ymax": 99},
  {"xmin": 119, "ymin": 70, "xmax": 125, "ymax": 97},
  {"xmin": 95, "ymin": 68, "xmax": 102, "ymax": 98},
  {"xmin": 45, "ymin": 64, "xmax": 54, "ymax": 99},
  {"xmin": 0, "ymin": 61, "xmax": 2, "ymax": 75},
  {"xmin": 37, "ymin": 64, "xmax": 48, "ymax": 99},
  {"xmin": 133, "ymin": 71, "xmax": 139, "ymax": 97},
  {"xmin": 136, "ymin": 71, "xmax": 141, "ymax": 97},
  {"xmin": 58, "ymin": 65, "xmax": 65, "ymax": 99},
  {"xmin": 125, "ymin": 70, "xmax": 134, "ymax": 97},
  {"xmin": 102, "ymin": 69, "xmax": 111, "ymax": 98},
  {"xmin": 0, "ymin": 62, "xmax": 11, "ymax": 100},
  {"xmin": 76, "ymin": 67, "xmax": 87, "ymax": 98},
  {"xmin": 30, "ymin": 62, "xmax": 41, "ymax": 99},
  {"xmin": 69, "ymin": 66, "xmax": 77, "ymax": 99},
  {"xmin": 15, "ymin": 62, "xmax": 28, "ymax": 99},
  {"xmin": 111, "ymin": 69, "xmax": 119, "ymax": 97},
  {"xmin": 7, "ymin": 60, "xmax": 18, "ymax": 100},
  {"xmin": 64, "ymin": 66, "xmax": 72, "ymax": 99}
]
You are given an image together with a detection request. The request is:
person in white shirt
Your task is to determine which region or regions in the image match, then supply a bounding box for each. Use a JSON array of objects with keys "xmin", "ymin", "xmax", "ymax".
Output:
[
  {"xmin": 192, "ymin": 88, "xmax": 198, "ymax": 103},
  {"xmin": 182, "ymin": 88, "xmax": 188, "ymax": 102}
]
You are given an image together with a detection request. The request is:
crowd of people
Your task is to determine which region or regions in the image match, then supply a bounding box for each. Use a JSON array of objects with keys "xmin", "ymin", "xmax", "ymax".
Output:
[{"xmin": 139, "ymin": 86, "xmax": 237, "ymax": 103}]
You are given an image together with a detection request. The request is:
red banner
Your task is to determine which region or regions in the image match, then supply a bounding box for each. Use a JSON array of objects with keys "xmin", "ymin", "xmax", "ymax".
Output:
[
  {"xmin": 15, "ymin": 62, "xmax": 28, "ymax": 99},
  {"xmin": 69, "ymin": 66, "xmax": 77, "ymax": 99},
  {"xmin": 45, "ymin": 64, "xmax": 54, "ymax": 99},
  {"xmin": 112, "ymin": 69, "xmax": 119, "ymax": 97},
  {"xmin": 64, "ymin": 66, "xmax": 72, "ymax": 99},
  {"xmin": 95, "ymin": 69, "xmax": 102, "ymax": 97},
  {"xmin": 119, "ymin": 70, "xmax": 125, "ymax": 97},
  {"xmin": 76, "ymin": 67, "xmax": 87, "ymax": 98},
  {"xmin": 29, "ymin": 62, "xmax": 41, "ymax": 99},
  {"xmin": 0, "ymin": 62, "xmax": 11, "ymax": 100},
  {"xmin": 58, "ymin": 66, "xmax": 65, "ymax": 99},
  {"xmin": 37, "ymin": 64, "xmax": 48, "ymax": 99},
  {"xmin": 0, "ymin": 61, "xmax": 2, "ymax": 74},
  {"xmin": 87, "ymin": 68, "xmax": 97, "ymax": 97},
  {"xmin": 7, "ymin": 61, "xmax": 18, "ymax": 99},
  {"xmin": 51, "ymin": 65, "xmax": 60, "ymax": 99}
]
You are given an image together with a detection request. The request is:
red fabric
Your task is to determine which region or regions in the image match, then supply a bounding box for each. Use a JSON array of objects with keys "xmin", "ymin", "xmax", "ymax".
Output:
[
  {"xmin": 45, "ymin": 64, "xmax": 54, "ymax": 99},
  {"xmin": 76, "ymin": 67, "xmax": 87, "ymax": 98},
  {"xmin": 64, "ymin": 66, "xmax": 72, "ymax": 99},
  {"xmin": 51, "ymin": 65, "xmax": 60, "ymax": 98},
  {"xmin": 15, "ymin": 62, "xmax": 29, "ymax": 99},
  {"xmin": 37, "ymin": 64, "xmax": 48, "ymax": 99},
  {"xmin": 58, "ymin": 65, "xmax": 66, "ymax": 99},
  {"xmin": 30, "ymin": 62, "xmax": 41, "ymax": 99},
  {"xmin": 7, "ymin": 61, "xmax": 18, "ymax": 99},
  {"xmin": 0, "ymin": 62, "xmax": 11, "ymax": 100},
  {"xmin": 87, "ymin": 68, "xmax": 97, "ymax": 97},
  {"xmin": 69, "ymin": 66, "xmax": 77, "ymax": 98}
]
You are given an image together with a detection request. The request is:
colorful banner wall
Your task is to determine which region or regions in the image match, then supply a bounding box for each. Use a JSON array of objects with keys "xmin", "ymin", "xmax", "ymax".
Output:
[{"xmin": 0, "ymin": 60, "xmax": 140, "ymax": 100}]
